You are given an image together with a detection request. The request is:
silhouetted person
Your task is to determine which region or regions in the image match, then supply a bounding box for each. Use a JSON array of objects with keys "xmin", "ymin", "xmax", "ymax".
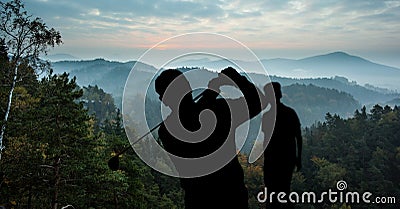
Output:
[
  {"xmin": 155, "ymin": 67, "xmax": 266, "ymax": 209},
  {"xmin": 262, "ymin": 82, "xmax": 302, "ymax": 209}
]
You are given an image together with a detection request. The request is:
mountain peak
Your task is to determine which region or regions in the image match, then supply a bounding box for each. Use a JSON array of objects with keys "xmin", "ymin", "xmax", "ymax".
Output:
[
  {"xmin": 300, "ymin": 51, "xmax": 365, "ymax": 63},
  {"xmin": 324, "ymin": 51, "xmax": 368, "ymax": 61},
  {"xmin": 328, "ymin": 51, "xmax": 350, "ymax": 56},
  {"xmin": 44, "ymin": 53, "xmax": 79, "ymax": 62}
]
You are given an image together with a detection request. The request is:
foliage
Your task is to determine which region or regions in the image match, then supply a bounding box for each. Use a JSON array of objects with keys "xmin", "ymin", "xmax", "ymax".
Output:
[
  {"xmin": 282, "ymin": 84, "xmax": 360, "ymax": 126},
  {"xmin": 0, "ymin": 52, "xmax": 183, "ymax": 208},
  {"xmin": 297, "ymin": 105, "xmax": 400, "ymax": 208},
  {"xmin": 81, "ymin": 85, "xmax": 117, "ymax": 129},
  {"xmin": 0, "ymin": 0, "xmax": 62, "ymax": 64},
  {"xmin": 0, "ymin": 0, "xmax": 62, "ymax": 159},
  {"xmin": 1, "ymin": 61, "xmax": 398, "ymax": 208},
  {"xmin": 239, "ymin": 154, "xmax": 264, "ymax": 209}
]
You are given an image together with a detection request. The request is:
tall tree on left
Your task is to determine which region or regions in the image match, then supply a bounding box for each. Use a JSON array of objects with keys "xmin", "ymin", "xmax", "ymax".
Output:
[{"xmin": 0, "ymin": 0, "xmax": 62, "ymax": 159}]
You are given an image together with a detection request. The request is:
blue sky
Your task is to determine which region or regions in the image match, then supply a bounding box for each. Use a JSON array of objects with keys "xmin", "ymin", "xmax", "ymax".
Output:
[{"xmin": 24, "ymin": 0, "xmax": 400, "ymax": 67}]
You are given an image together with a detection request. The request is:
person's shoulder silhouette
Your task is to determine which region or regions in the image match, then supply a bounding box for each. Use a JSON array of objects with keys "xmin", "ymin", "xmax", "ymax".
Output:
[{"xmin": 263, "ymin": 82, "xmax": 300, "ymax": 153}]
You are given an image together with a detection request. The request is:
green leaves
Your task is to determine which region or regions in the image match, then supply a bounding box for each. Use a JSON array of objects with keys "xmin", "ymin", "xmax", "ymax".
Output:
[
  {"xmin": 0, "ymin": 0, "xmax": 62, "ymax": 62},
  {"xmin": 300, "ymin": 105, "xmax": 400, "ymax": 208}
]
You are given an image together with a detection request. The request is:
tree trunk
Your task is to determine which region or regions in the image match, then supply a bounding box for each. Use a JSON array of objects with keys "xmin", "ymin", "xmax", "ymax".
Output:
[
  {"xmin": 0, "ymin": 64, "xmax": 18, "ymax": 160},
  {"xmin": 51, "ymin": 157, "xmax": 61, "ymax": 209},
  {"xmin": 114, "ymin": 191, "xmax": 119, "ymax": 209},
  {"xmin": 28, "ymin": 184, "xmax": 32, "ymax": 209}
]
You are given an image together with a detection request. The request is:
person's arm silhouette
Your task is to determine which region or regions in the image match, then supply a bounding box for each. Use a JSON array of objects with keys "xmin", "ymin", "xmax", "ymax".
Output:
[{"xmin": 207, "ymin": 67, "xmax": 266, "ymax": 126}]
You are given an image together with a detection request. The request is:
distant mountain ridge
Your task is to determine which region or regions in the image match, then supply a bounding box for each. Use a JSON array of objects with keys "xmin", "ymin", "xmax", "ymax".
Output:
[
  {"xmin": 50, "ymin": 56, "xmax": 400, "ymax": 125},
  {"xmin": 52, "ymin": 59, "xmax": 155, "ymax": 106},
  {"xmin": 264, "ymin": 51, "xmax": 400, "ymax": 83},
  {"xmin": 168, "ymin": 51, "xmax": 400, "ymax": 91},
  {"xmin": 43, "ymin": 53, "xmax": 79, "ymax": 62},
  {"xmin": 248, "ymin": 74, "xmax": 399, "ymax": 106}
]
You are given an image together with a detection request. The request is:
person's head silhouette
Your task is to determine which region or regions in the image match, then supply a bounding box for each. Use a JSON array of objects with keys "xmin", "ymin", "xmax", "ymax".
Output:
[
  {"xmin": 155, "ymin": 69, "xmax": 194, "ymax": 111},
  {"xmin": 265, "ymin": 82, "xmax": 282, "ymax": 103}
]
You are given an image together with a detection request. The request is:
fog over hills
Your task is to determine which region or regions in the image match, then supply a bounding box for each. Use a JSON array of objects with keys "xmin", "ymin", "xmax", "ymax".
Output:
[
  {"xmin": 170, "ymin": 51, "xmax": 400, "ymax": 91},
  {"xmin": 50, "ymin": 52, "xmax": 400, "ymax": 126},
  {"xmin": 43, "ymin": 53, "xmax": 79, "ymax": 62}
]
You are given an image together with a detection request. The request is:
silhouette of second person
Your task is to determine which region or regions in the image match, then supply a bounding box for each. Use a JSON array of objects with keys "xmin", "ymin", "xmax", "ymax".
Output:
[
  {"xmin": 155, "ymin": 67, "xmax": 266, "ymax": 209},
  {"xmin": 262, "ymin": 82, "xmax": 302, "ymax": 209}
]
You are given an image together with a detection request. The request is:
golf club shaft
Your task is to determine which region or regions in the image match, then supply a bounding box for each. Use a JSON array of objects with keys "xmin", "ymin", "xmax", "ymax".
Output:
[{"xmin": 113, "ymin": 91, "xmax": 205, "ymax": 157}]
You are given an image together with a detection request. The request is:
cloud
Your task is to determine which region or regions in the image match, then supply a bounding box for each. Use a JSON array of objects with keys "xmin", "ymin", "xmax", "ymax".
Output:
[
  {"xmin": 22, "ymin": 0, "xmax": 400, "ymax": 61},
  {"xmin": 88, "ymin": 8, "xmax": 101, "ymax": 16}
]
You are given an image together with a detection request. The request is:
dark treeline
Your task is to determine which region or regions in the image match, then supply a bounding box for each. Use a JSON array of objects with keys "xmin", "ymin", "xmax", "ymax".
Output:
[
  {"xmin": 282, "ymin": 84, "xmax": 360, "ymax": 126},
  {"xmin": 2, "ymin": 61, "xmax": 399, "ymax": 208},
  {"xmin": 0, "ymin": 50, "xmax": 183, "ymax": 208},
  {"xmin": 299, "ymin": 105, "xmax": 399, "ymax": 208}
]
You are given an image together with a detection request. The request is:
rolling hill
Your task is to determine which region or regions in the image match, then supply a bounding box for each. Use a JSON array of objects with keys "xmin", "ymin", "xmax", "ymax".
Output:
[
  {"xmin": 169, "ymin": 51, "xmax": 400, "ymax": 91},
  {"xmin": 50, "ymin": 56, "xmax": 400, "ymax": 126}
]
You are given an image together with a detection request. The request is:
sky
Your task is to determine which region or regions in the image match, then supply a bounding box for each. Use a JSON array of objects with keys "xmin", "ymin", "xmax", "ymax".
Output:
[{"xmin": 23, "ymin": 0, "xmax": 400, "ymax": 68}]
